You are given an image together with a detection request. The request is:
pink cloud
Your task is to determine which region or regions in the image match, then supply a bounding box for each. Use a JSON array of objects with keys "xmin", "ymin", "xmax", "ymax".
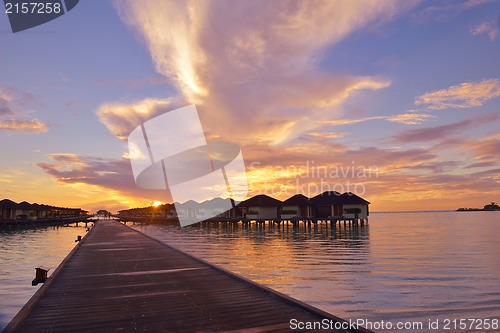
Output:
[
  {"xmin": 392, "ymin": 113, "xmax": 500, "ymax": 143},
  {"xmin": 105, "ymin": 0, "xmax": 422, "ymax": 145},
  {"xmin": 471, "ymin": 16, "xmax": 500, "ymax": 41},
  {"xmin": 461, "ymin": 133, "xmax": 500, "ymax": 162},
  {"xmin": 0, "ymin": 86, "xmax": 47, "ymax": 134},
  {"xmin": 36, "ymin": 154, "xmax": 173, "ymax": 202}
]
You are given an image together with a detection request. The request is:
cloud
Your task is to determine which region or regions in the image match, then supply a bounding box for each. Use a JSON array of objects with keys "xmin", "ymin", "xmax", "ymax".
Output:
[
  {"xmin": 471, "ymin": 16, "xmax": 500, "ymax": 41},
  {"xmin": 97, "ymin": 97, "xmax": 184, "ymax": 140},
  {"xmin": 108, "ymin": 0, "xmax": 419, "ymax": 144},
  {"xmin": 36, "ymin": 153, "xmax": 173, "ymax": 202},
  {"xmin": 385, "ymin": 112, "xmax": 435, "ymax": 124},
  {"xmin": 0, "ymin": 119, "xmax": 47, "ymax": 134},
  {"xmin": 0, "ymin": 89, "xmax": 15, "ymax": 116},
  {"xmin": 317, "ymin": 112, "xmax": 434, "ymax": 126},
  {"xmin": 392, "ymin": 112, "xmax": 500, "ymax": 143},
  {"xmin": 461, "ymin": 132, "xmax": 500, "ymax": 162},
  {"xmin": 319, "ymin": 116, "xmax": 386, "ymax": 126},
  {"xmin": 0, "ymin": 86, "xmax": 48, "ymax": 134},
  {"xmin": 415, "ymin": 78, "xmax": 500, "ymax": 110},
  {"xmin": 464, "ymin": 161, "xmax": 498, "ymax": 168},
  {"xmin": 307, "ymin": 132, "xmax": 347, "ymax": 139},
  {"xmin": 414, "ymin": 0, "xmax": 495, "ymax": 22}
]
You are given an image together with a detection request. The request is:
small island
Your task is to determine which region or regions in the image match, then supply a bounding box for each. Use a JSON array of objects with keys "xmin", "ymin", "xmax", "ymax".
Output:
[{"xmin": 457, "ymin": 202, "xmax": 500, "ymax": 211}]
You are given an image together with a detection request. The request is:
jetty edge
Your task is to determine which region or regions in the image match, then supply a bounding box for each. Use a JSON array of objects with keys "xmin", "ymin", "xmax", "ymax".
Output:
[{"xmin": 3, "ymin": 219, "xmax": 373, "ymax": 333}]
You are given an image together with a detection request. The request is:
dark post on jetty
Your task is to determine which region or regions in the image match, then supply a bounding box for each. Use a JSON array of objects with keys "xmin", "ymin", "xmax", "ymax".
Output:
[
  {"xmin": 4, "ymin": 220, "xmax": 373, "ymax": 333},
  {"xmin": 31, "ymin": 267, "xmax": 49, "ymax": 286}
]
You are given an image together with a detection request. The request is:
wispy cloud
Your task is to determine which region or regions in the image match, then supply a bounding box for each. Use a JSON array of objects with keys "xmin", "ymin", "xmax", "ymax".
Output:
[
  {"xmin": 414, "ymin": 0, "xmax": 495, "ymax": 22},
  {"xmin": 108, "ymin": 0, "xmax": 420, "ymax": 145},
  {"xmin": 392, "ymin": 112, "xmax": 500, "ymax": 143},
  {"xmin": 0, "ymin": 86, "xmax": 48, "ymax": 134},
  {"xmin": 0, "ymin": 89, "xmax": 15, "ymax": 116},
  {"xmin": 0, "ymin": 119, "xmax": 47, "ymax": 134},
  {"xmin": 307, "ymin": 132, "xmax": 347, "ymax": 139},
  {"xmin": 471, "ymin": 15, "xmax": 500, "ymax": 41},
  {"xmin": 415, "ymin": 78, "xmax": 500, "ymax": 110},
  {"xmin": 461, "ymin": 132, "xmax": 500, "ymax": 162},
  {"xmin": 97, "ymin": 97, "xmax": 183, "ymax": 140},
  {"xmin": 36, "ymin": 153, "xmax": 172, "ymax": 202},
  {"xmin": 319, "ymin": 116, "xmax": 386, "ymax": 126},
  {"xmin": 317, "ymin": 112, "xmax": 434, "ymax": 127},
  {"xmin": 386, "ymin": 112, "xmax": 435, "ymax": 124},
  {"xmin": 464, "ymin": 161, "xmax": 498, "ymax": 169}
]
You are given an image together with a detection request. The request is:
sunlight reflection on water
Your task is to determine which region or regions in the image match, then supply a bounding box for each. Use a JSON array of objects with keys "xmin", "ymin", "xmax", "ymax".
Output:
[
  {"xmin": 0, "ymin": 224, "xmax": 89, "ymax": 330},
  {"xmin": 1, "ymin": 213, "xmax": 499, "ymax": 333},
  {"xmin": 130, "ymin": 211, "xmax": 500, "ymax": 332}
]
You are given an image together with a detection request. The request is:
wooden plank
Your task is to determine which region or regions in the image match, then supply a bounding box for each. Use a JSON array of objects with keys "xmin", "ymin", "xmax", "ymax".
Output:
[{"xmin": 3, "ymin": 220, "xmax": 373, "ymax": 333}]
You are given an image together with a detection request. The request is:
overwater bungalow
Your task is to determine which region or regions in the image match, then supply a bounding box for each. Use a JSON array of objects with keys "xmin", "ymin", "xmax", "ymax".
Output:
[
  {"xmin": 281, "ymin": 194, "xmax": 313, "ymax": 218},
  {"xmin": 0, "ymin": 199, "xmax": 86, "ymax": 220},
  {"xmin": 0, "ymin": 199, "xmax": 20, "ymax": 219},
  {"xmin": 237, "ymin": 194, "xmax": 282, "ymax": 219},
  {"xmin": 116, "ymin": 192, "xmax": 370, "ymax": 222},
  {"xmin": 310, "ymin": 191, "xmax": 370, "ymax": 219},
  {"xmin": 310, "ymin": 191, "xmax": 344, "ymax": 218}
]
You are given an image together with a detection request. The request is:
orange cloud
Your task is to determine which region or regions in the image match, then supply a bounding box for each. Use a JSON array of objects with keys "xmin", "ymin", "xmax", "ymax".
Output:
[
  {"xmin": 0, "ymin": 119, "xmax": 47, "ymax": 134},
  {"xmin": 110, "ymin": 1, "xmax": 420, "ymax": 144},
  {"xmin": 36, "ymin": 153, "xmax": 172, "ymax": 204},
  {"xmin": 415, "ymin": 78, "xmax": 500, "ymax": 110},
  {"xmin": 97, "ymin": 97, "xmax": 184, "ymax": 140},
  {"xmin": 318, "ymin": 112, "xmax": 433, "ymax": 127},
  {"xmin": 386, "ymin": 112, "xmax": 435, "ymax": 124}
]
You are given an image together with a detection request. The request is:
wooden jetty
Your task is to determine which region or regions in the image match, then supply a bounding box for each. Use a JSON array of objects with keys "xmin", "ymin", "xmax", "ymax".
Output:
[
  {"xmin": 0, "ymin": 216, "xmax": 93, "ymax": 228},
  {"xmin": 4, "ymin": 220, "xmax": 372, "ymax": 333}
]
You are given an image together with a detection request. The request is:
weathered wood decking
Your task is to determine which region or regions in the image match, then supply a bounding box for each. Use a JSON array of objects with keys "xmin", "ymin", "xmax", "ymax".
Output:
[{"xmin": 4, "ymin": 220, "xmax": 372, "ymax": 333}]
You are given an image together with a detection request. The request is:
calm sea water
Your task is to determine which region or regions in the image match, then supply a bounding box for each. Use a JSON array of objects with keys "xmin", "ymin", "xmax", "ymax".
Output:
[
  {"xmin": 129, "ymin": 211, "xmax": 500, "ymax": 332},
  {"xmin": 0, "ymin": 224, "xmax": 89, "ymax": 330},
  {"xmin": 1, "ymin": 212, "xmax": 499, "ymax": 332}
]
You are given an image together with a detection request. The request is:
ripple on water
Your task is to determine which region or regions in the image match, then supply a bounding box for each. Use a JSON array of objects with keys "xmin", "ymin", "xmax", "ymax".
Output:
[{"xmin": 129, "ymin": 212, "xmax": 500, "ymax": 333}]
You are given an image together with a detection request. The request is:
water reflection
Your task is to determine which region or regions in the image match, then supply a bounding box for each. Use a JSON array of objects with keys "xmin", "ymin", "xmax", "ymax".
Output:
[
  {"xmin": 130, "ymin": 213, "xmax": 500, "ymax": 333},
  {"xmin": 0, "ymin": 224, "xmax": 89, "ymax": 331},
  {"xmin": 130, "ymin": 220, "xmax": 371, "ymax": 310}
]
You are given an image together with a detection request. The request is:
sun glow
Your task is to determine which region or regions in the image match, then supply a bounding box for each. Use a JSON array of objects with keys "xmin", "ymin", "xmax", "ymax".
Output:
[{"xmin": 150, "ymin": 201, "xmax": 163, "ymax": 207}]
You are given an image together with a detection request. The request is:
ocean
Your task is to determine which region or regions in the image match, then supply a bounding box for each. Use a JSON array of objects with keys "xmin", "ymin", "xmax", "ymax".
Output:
[
  {"xmin": 0, "ymin": 224, "xmax": 89, "ymax": 331},
  {"xmin": 1, "ymin": 212, "xmax": 499, "ymax": 332}
]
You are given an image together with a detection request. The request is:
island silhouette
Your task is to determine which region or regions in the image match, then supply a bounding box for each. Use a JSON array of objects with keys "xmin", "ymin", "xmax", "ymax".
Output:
[{"xmin": 457, "ymin": 202, "xmax": 500, "ymax": 211}]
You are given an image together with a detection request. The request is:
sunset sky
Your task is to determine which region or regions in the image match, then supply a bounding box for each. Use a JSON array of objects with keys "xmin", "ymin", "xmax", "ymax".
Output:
[{"xmin": 1, "ymin": 0, "xmax": 499, "ymax": 213}]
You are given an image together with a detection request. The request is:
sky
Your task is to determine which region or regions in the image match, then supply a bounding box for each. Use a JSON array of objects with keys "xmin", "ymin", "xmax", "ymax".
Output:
[{"xmin": 1, "ymin": 0, "xmax": 499, "ymax": 213}]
